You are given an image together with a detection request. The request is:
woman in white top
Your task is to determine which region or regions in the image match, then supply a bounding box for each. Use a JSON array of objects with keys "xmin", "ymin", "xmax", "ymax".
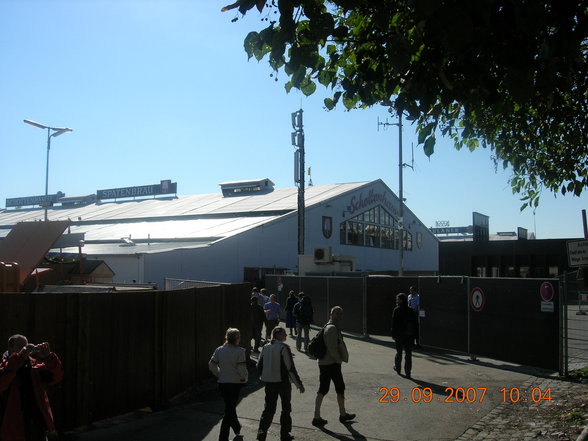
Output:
[{"xmin": 208, "ymin": 328, "xmax": 248, "ymax": 441}]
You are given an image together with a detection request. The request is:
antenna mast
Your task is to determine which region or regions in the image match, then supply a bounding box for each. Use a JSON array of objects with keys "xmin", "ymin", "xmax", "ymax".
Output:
[{"xmin": 292, "ymin": 109, "xmax": 305, "ymax": 256}]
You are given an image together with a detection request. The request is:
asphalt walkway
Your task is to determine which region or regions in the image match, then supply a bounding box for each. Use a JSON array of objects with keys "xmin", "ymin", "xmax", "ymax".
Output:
[{"xmin": 68, "ymin": 331, "xmax": 586, "ymax": 441}]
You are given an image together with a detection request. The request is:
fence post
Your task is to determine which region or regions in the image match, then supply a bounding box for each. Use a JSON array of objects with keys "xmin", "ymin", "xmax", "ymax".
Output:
[
  {"xmin": 467, "ymin": 277, "xmax": 475, "ymax": 360},
  {"xmin": 362, "ymin": 275, "xmax": 368, "ymax": 337},
  {"xmin": 326, "ymin": 278, "xmax": 330, "ymax": 322},
  {"xmin": 560, "ymin": 273, "xmax": 568, "ymax": 376},
  {"xmin": 75, "ymin": 293, "xmax": 90, "ymax": 427}
]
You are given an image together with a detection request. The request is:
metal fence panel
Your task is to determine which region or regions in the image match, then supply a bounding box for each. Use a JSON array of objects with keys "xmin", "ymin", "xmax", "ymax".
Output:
[
  {"xmin": 418, "ymin": 277, "xmax": 469, "ymax": 352},
  {"xmin": 470, "ymin": 278, "xmax": 559, "ymax": 371},
  {"xmin": 326, "ymin": 277, "xmax": 364, "ymax": 334},
  {"xmin": 366, "ymin": 276, "xmax": 418, "ymax": 335},
  {"xmin": 563, "ymin": 271, "xmax": 588, "ymax": 373}
]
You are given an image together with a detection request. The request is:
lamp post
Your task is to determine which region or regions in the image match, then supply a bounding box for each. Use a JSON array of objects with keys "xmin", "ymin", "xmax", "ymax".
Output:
[{"xmin": 23, "ymin": 119, "xmax": 72, "ymax": 221}]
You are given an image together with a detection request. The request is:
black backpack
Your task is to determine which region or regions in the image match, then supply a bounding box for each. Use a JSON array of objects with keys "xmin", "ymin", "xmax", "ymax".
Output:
[{"xmin": 308, "ymin": 326, "xmax": 327, "ymax": 359}]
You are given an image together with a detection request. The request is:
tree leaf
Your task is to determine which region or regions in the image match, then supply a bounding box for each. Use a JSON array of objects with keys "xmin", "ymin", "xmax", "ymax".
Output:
[
  {"xmin": 423, "ymin": 136, "xmax": 436, "ymax": 157},
  {"xmin": 300, "ymin": 77, "xmax": 317, "ymax": 96}
]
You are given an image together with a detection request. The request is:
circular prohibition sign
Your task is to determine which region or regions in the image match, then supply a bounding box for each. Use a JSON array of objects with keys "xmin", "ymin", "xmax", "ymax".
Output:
[
  {"xmin": 540, "ymin": 281, "xmax": 555, "ymax": 302},
  {"xmin": 470, "ymin": 287, "xmax": 485, "ymax": 312}
]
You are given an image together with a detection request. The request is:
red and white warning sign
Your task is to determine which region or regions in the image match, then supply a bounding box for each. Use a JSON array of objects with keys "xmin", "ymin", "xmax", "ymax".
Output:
[
  {"xmin": 540, "ymin": 281, "xmax": 555, "ymax": 302},
  {"xmin": 471, "ymin": 287, "xmax": 485, "ymax": 312}
]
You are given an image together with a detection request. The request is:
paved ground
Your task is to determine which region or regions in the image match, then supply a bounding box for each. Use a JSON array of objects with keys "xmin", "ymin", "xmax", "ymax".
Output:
[{"xmin": 67, "ymin": 330, "xmax": 587, "ymax": 441}]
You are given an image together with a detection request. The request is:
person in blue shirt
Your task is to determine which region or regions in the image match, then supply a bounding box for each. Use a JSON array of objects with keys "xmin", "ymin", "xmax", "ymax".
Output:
[
  {"xmin": 408, "ymin": 286, "xmax": 421, "ymax": 348},
  {"xmin": 264, "ymin": 294, "xmax": 281, "ymax": 340}
]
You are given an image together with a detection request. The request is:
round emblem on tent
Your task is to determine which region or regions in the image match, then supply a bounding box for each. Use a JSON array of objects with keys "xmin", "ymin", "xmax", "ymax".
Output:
[
  {"xmin": 471, "ymin": 287, "xmax": 485, "ymax": 312},
  {"xmin": 540, "ymin": 281, "xmax": 555, "ymax": 302}
]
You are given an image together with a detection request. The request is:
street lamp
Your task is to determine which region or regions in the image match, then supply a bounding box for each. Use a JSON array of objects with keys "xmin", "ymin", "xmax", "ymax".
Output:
[{"xmin": 23, "ymin": 119, "xmax": 73, "ymax": 221}]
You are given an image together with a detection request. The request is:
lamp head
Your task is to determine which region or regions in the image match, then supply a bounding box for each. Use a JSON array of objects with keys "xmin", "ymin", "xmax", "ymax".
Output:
[{"xmin": 23, "ymin": 119, "xmax": 48, "ymax": 130}]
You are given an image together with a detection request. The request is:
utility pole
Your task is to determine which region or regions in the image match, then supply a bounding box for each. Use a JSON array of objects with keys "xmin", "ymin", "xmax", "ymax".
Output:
[
  {"xmin": 291, "ymin": 109, "xmax": 305, "ymax": 256},
  {"xmin": 398, "ymin": 112, "xmax": 404, "ymax": 276},
  {"xmin": 378, "ymin": 110, "xmax": 411, "ymax": 276}
]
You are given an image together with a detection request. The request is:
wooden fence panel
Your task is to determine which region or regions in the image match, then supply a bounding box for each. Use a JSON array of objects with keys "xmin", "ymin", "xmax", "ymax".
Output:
[
  {"xmin": 0, "ymin": 284, "xmax": 251, "ymax": 431},
  {"xmin": 164, "ymin": 290, "xmax": 197, "ymax": 400}
]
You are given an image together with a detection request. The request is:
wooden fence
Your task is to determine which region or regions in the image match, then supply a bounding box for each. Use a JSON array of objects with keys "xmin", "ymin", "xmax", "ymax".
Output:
[{"xmin": 0, "ymin": 283, "xmax": 251, "ymax": 431}]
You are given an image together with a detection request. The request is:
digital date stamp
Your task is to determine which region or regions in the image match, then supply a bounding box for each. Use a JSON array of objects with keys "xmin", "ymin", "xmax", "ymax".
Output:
[{"xmin": 378, "ymin": 387, "xmax": 552, "ymax": 404}]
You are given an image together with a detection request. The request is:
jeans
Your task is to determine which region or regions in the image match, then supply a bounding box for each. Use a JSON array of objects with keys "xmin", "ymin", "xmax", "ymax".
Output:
[
  {"xmin": 394, "ymin": 336, "xmax": 413, "ymax": 375},
  {"xmin": 296, "ymin": 324, "xmax": 310, "ymax": 351},
  {"xmin": 218, "ymin": 383, "xmax": 243, "ymax": 441},
  {"xmin": 258, "ymin": 382, "xmax": 292, "ymax": 440},
  {"xmin": 251, "ymin": 324, "xmax": 262, "ymax": 351},
  {"xmin": 265, "ymin": 319, "xmax": 279, "ymax": 340}
]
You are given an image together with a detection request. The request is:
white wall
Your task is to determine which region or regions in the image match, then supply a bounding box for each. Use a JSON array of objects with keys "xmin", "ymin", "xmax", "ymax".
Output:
[
  {"xmin": 142, "ymin": 214, "xmax": 300, "ymax": 286},
  {"xmin": 88, "ymin": 254, "xmax": 144, "ymax": 284},
  {"xmin": 303, "ymin": 180, "xmax": 439, "ymax": 272}
]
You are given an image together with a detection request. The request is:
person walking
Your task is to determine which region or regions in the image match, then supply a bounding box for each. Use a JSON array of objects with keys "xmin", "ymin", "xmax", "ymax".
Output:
[
  {"xmin": 208, "ymin": 328, "xmax": 248, "ymax": 441},
  {"xmin": 250, "ymin": 296, "xmax": 266, "ymax": 352},
  {"xmin": 293, "ymin": 292, "xmax": 313, "ymax": 352},
  {"xmin": 256, "ymin": 326, "xmax": 304, "ymax": 441},
  {"xmin": 251, "ymin": 287, "xmax": 264, "ymax": 306},
  {"xmin": 284, "ymin": 291, "xmax": 298, "ymax": 337},
  {"xmin": 263, "ymin": 294, "xmax": 281, "ymax": 341},
  {"xmin": 408, "ymin": 285, "xmax": 421, "ymax": 348},
  {"xmin": 0, "ymin": 334, "xmax": 64, "ymax": 441},
  {"xmin": 312, "ymin": 306, "xmax": 355, "ymax": 427},
  {"xmin": 391, "ymin": 293, "xmax": 418, "ymax": 378}
]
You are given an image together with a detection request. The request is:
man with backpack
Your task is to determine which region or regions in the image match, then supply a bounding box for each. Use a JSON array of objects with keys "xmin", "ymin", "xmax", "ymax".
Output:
[
  {"xmin": 292, "ymin": 292, "xmax": 313, "ymax": 352},
  {"xmin": 312, "ymin": 306, "xmax": 355, "ymax": 427}
]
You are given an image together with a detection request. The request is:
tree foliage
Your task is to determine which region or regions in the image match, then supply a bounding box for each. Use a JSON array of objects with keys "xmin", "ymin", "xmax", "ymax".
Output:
[{"xmin": 223, "ymin": 0, "xmax": 588, "ymax": 208}]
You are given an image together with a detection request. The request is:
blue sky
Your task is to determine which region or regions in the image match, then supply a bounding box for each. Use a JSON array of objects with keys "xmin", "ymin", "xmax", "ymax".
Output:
[{"xmin": 1, "ymin": 0, "xmax": 586, "ymax": 239}]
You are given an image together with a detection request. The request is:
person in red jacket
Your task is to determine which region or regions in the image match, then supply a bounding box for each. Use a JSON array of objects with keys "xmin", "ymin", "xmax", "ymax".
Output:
[{"xmin": 0, "ymin": 334, "xmax": 64, "ymax": 441}]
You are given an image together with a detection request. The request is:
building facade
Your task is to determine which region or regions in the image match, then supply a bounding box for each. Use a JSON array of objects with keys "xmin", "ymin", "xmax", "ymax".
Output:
[{"xmin": 0, "ymin": 179, "xmax": 438, "ymax": 287}]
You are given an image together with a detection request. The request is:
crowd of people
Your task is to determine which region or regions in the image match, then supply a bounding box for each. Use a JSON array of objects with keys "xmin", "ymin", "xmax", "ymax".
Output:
[
  {"xmin": 0, "ymin": 286, "xmax": 420, "ymax": 441},
  {"xmin": 209, "ymin": 286, "xmax": 422, "ymax": 441}
]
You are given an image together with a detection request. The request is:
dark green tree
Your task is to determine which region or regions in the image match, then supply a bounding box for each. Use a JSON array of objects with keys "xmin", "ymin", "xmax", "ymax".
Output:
[{"xmin": 223, "ymin": 0, "xmax": 588, "ymax": 208}]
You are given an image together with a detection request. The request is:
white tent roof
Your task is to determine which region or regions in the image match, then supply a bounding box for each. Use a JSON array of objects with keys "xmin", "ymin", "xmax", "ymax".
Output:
[{"xmin": 0, "ymin": 182, "xmax": 372, "ymax": 254}]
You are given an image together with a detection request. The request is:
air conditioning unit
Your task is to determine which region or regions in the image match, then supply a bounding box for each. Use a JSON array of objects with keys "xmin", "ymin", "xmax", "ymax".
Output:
[{"xmin": 313, "ymin": 246, "xmax": 332, "ymax": 263}]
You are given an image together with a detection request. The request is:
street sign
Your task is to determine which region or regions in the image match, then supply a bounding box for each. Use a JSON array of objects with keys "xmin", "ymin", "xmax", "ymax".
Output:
[
  {"xmin": 471, "ymin": 287, "xmax": 485, "ymax": 312},
  {"xmin": 540, "ymin": 281, "xmax": 555, "ymax": 302},
  {"xmin": 567, "ymin": 239, "xmax": 588, "ymax": 267}
]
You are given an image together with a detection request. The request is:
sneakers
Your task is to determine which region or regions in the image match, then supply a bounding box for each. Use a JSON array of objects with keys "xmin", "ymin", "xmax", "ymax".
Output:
[
  {"xmin": 339, "ymin": 413, "xmax": 356, "ymax": 423},
  {"xmin": 311, "ymin": 417, "xmax": 328, "ymax": 427},
  {"xmin": 281, "ymin": 434, "xmax": 295, "ymax": 441}
]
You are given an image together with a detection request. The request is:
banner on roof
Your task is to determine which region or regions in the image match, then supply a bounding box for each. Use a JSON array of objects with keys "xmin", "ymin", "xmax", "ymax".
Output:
[
  {"xmin": 97, "ymin": 180, "xmax": 177, "ymax": 200},
  {"xmin": 6, "ymin": 192, "xmax": 65, "ymax": 208}
]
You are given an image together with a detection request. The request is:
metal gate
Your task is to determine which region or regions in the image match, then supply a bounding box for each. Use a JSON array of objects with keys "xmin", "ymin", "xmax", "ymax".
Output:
[{"xmin": 562, "ymin": 270, "xmax": 588, "ymax": 375}]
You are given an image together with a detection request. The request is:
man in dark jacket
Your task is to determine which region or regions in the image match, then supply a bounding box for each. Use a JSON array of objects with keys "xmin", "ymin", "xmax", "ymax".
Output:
[
  {"xmin": 0, "ymin": 334, "xmax": 64, "ymax": 441},
  {"xmin": 391, "ymin": 293, "xmax": 418, "ymax": 378},
  {"xmin": 250, "ymin": 296, "xmax": 266, "ymax": 352},
  {"xmin": 292, "ymin": 293, "xmax": 313, "ymax": 352}
]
